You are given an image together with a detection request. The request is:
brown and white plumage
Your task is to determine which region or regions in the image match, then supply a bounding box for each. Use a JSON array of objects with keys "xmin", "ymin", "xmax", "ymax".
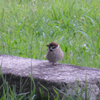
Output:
[{"xmin": 45, "ymin": 42, "xmax": 63, "ymax": 65}]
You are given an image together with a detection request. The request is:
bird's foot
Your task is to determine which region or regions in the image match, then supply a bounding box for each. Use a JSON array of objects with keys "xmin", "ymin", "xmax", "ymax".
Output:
[{"xmin": 53, "ymin": 63, "xmax": 57, "ymax": 66}]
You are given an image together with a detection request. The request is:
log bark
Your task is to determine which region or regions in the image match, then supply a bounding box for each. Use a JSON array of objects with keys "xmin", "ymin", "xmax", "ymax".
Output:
[{"xmin": 0, "ymin": 55, "xmax": 100, "ymax": 100}]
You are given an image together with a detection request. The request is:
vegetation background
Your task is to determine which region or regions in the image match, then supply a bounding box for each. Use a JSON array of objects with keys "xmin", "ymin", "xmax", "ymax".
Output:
[
  {"xmin": 0, "ymin": 0, "xmax": 100, "ymax": 100},
  {"xmin": 0, "ymin": 0, "xmax": 100, "ymax": 68}
]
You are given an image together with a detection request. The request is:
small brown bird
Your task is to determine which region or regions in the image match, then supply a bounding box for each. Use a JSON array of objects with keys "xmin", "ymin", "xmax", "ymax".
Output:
[{"xmin": 45, "ymin": 42, "xmax": 63, "ymax": 65}]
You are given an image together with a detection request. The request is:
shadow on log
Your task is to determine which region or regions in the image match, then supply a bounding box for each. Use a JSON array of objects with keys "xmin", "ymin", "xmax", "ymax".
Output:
[{"xmin": 0, "ymin": 55, "xmax": 100, "ymax": 100}]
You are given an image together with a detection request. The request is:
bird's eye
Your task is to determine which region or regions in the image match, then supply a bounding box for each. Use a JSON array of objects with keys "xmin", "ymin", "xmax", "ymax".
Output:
[
  {"xmin": 51, "ymin": 46, "xmax": 56, "ymax": 49},
  {"xmin": 49, "ymin": 46, "xmax": 56, "ymax": 52}
]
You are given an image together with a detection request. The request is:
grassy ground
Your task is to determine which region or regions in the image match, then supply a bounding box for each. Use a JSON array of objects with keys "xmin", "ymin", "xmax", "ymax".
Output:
[{"xmin": 0, "ymin": 0, "xmax": 100, "ymax": 68}]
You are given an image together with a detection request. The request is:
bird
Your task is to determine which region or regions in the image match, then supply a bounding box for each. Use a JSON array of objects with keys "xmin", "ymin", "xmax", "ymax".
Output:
[{"xmin": 45, "ymin": 42, "xmax": 63, "ymax": 65}]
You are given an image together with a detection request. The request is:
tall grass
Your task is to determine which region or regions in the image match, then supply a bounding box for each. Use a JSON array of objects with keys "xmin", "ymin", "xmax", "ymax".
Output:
[
  {"xmin": 0, "ymin": 0, "xmax": 100, "ymax": 68},
  {"xmin": 0, "ymin": 72, "xmax": 96, "ymax": 100},
  {"xmin": 0, "ymin": 0, "xmax": 100, "ymax": 99}
]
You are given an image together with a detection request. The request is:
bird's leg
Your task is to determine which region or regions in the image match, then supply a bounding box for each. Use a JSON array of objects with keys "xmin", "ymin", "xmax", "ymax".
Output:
[{"xmin": 53, "ymin": 63, "xmax": 57, "ymax": 66}]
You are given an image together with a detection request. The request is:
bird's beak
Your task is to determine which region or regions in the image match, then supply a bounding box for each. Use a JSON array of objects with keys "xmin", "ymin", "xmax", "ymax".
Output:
[{"xmin": 47, "ymin": 45, "xmax": 49, "ymax": 47}]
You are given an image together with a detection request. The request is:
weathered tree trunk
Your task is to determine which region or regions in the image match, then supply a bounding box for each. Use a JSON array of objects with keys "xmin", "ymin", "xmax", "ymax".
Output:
[{"xmin": 0, "ymin": 55, "xmax": 100, "ymax": 100}]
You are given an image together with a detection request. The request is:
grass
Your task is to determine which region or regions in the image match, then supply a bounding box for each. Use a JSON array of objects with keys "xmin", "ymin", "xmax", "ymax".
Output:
[
  {"xmin": 0, "ymin": 0, "xmax": 100, "ymax": 99},
  {"xmin": 0, "ymin": 73, "xmax": 96, "ymax": 100},
  {"xmin": 0, "ymin": 0, "xmax": 100, "ymax": 68}
]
